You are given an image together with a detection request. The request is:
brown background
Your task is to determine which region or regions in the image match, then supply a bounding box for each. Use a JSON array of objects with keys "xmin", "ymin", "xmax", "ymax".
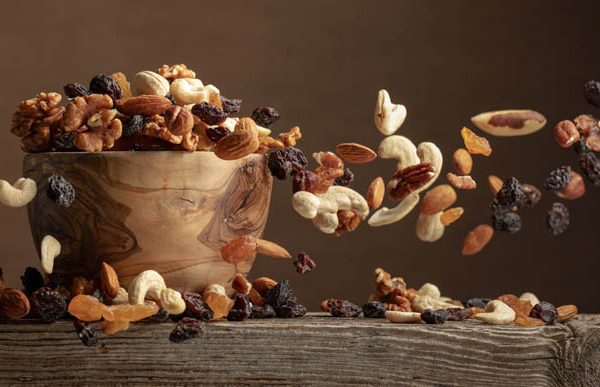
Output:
[{"xmin": 1, "ymin": 0, "xmax": 599, "ymax": 311}]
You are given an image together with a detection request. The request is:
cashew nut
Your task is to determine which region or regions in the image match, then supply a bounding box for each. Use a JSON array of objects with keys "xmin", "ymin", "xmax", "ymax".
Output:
[
  {"xmin": 40, "ymin": 235, "xmax": 61, "ymax": 275},
  {"xmin": 474, "ymin": 300, "xmax": 516, "ymax": 325},
  {"xmin": 377, "ymin": 135, "xmax": 419, "ymax": 170},
  {"xmin": 416, "ymin": 212, "xmax": 445, "ymax": 242},
  {"xmin": 292, "ymin": 191, "xmax": 338, "ymax": 219},
  {"xmin": 109, "ymin": 287, "xmax": 129, "ymax": 305},
  {"xmin": 0, "ymin": 178, "xmax": 37, "ymax": 208},
  {"xmin": 321, "ymin": 186, "xmax": 369, "ymax": 218},
  {"xmin": 312, "ymin": 212, "xmax": 339, "ymax": 234},
  {"xmin": 128, "ymin": 270, "xmax": 166, "ymax": 305},
  {"xmin": 415, "ymin": 142, "xmax": 443, "ymax": 194},
  {"xmin": 411, "ymin": 295, "xmax": 461, "ymax": 313},
  {"xmin": 519, "ymin": 292, "xmax": 540, "ymax": 307},
  {"xmin": 368, "ymin": 192, "xmax": 419, "ymax": 227},
  {"xmin": 374, "ymin": 89, "xmax": 407, "ymax": 136},
  {"xmin": 385, "ymin": 311, "xmax": 422, "ymax": 323},
  {"xmin": 169, "ymin": 78, "xmax": 220, "ymax": 106},
  {"xmin": 159, "ymin": 288, "xmax": 186, "ymax": 315},
  {"xmin": 417, "ymin": 283, "xmax": 441, "ymax": 299}
]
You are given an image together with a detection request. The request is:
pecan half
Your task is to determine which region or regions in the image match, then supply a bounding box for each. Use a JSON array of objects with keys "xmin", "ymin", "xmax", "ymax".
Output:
[{"xmin": 388, "ymin": 162, "xmax": 435, "ymax": 201}]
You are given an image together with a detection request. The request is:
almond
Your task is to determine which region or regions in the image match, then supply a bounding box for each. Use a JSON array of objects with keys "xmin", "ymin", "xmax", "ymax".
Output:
[
  {"xmin": 440, "ymin": 207, "xmax": 464, "ymax": 226},
  {"xmin": 462, "ymin": 224, "xmax": 494, "ymax": 255},
  {"xmin": 0, "ymin": 288, "xmax": 30, "ymax": 319},
  {"xmin": 99, "ymin": 262, "xmax": 120, "ymax": 299},
  {"xmin": 366, "ymin": 177, "xmax": 385, "ymax": 209},
  {"xmin": 214, "ymin": 117, "xmax": 259, "ymax": 160},
  {"xmin": 420, "ymin": 184, "xmax": 457, "ymax": 215},
  {"xmin": 335, "ymin": 143, "xmax": 377, "ymax": 164},
  {"xmin": 255, "ymin": 239, "xmax": 291, "ymax": 259},
  {"xmin": 452, "ymin": 148, "xmax": 473, "ymax": 175},
  {"xmin": 557, "ymin": 304, "xmax": 578, "ymax": 322},
  {"xmin": 252, "ymin": 277, "xmax": 277, "ymax": 296},
  {"xmin": 488, "ymin": 175, "xmax": 503, "ymax": 196},
  {"xmin": 232, "ymin": 274, "xmax": 252, "ymax": 295},
  {"xmin": 447, "ymin": 173, "xmax": 477, "ymax": 190},
  {"xmin": 248, "ymin": 288, "xmax": 266, "ymax": 306},
  {"xmin": 115, "ymin": 95, "xmax": 172, "ymax": 116}
]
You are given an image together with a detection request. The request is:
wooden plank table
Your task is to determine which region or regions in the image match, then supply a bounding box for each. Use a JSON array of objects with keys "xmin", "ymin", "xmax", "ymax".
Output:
[{"xmin": 0, "ymin": 313, "xmax": 598, "ymax": 386}]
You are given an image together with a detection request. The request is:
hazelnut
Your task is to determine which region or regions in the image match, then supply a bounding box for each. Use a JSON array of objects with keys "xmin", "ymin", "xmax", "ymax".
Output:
[
  {"xmin": 0, "ymin": 288, "xmax": 30, "ymax": 319},
  {"xmin": 164, "ymin": 105, "xmax": 194, "ymax": 136}
]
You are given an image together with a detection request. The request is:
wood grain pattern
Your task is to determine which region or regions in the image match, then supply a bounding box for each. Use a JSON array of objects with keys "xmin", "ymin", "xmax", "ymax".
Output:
[
  {"xmin": 0, "ymin": 314, "xmax": 597, "ymax": 385},
  {"xmin": 23, "ymin": 151, "xmax": 273, "ymax": 294}
]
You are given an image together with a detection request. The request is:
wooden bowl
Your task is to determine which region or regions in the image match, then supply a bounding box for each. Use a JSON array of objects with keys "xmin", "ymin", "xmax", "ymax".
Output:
[{"xmin": 23, "ymin": 151, "xmax": 273, "ymax": 294}]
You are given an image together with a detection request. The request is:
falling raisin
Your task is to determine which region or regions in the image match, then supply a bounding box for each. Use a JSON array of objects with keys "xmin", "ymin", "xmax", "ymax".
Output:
[
  {"xmin": 583, "ymin": 80, "xmax": 600, "ymax": 108},
  {"xmin": 220, "ymin": 96, "xmax": 242, "ymax": 114},
  {"xmin": 327, "ymin": 299, "xmax": 361, "ymax": 317},
  {"xmin": 334, "ymin": 167, "xmax": 354, "ymax": 187},
  {"xmin": 89, "ymin": 74, "xmax": 123, "ymax": 100},
  {"xmin": 420, "ymin": 309, "xmax": 450, "ymax": 324},
  {"xmin": 362, "ymin": 301, "xmax": 387, "ymax": 318},
  {"xmin": 74, "ymin": 320, "xmax": 98, "ymax": 347},
  {"xmin": 30, "ymin": 287, "xmax": 67, "ymax": 322},
  {"xmin": 182, "ymin": 292, "xmax": 213, "ymax": 321},
  {"xmin": 205, "ymin": 126, "xmax": 229, "ymax": 142},
  {"xmin": 138, "ymin": 307, "xmax": 170, "ymax": 324},
  {"xmin": 122, "ymin": 115, "xmax": 144, "ymax": 138},
  {"xmin": 251, "ymin": 106, "xmax": 280, "ymax": 127},
  {"xmin": 530, "ymin": 302, "xmax": 558, "ymax": 325},
  {"xmin": 579, "ymin": 151, "xmax": 600, "ymax": 187},
  {"xmin": 53, "ymin": 132, "xmax": 77, "ymax": 152},
  {"xmin": 492, "ymin": 211, "xmax": 522, "ymax": 234},
  {"xmin": 268, "ymin": 147, "xmax": 308, "ymax": 180},
  {"xmin": 47, "ymin": 174, "xmax": 76, "ymax": 208},
  {"xmin": 292, "ymin": 170, "xmax": 320, "ymax": 193},
  {"xmin": 293, "ymin": 252, "xmax": 316, "ymax": 275},
  {"xmin": 547, "ymin": 202, "xmax": 570, "ymax": 236},
  {"xmin": 522, "ymin": 184, "xmax": 542, "ymax": 208},
  {"xmin": 63, "ymin": 83, "xmax": 91, "ymax": 98},
  {"xmin": 544, "ymin": 166, "xmax": 571, "ymax": 191},
  {"xmin": 191, "ymin": 102, "xmax": 228, "ymax": 125},
  {"xmin": 21, "ymin": 267, "xmax": 44, "ymax": 294},
  {"xmin": 251, "ymin": 304, "xmax": 276, "ymax": 319},
  {"xmin": 445, "ymin": 308, "xmax": 472, "ymax": 321},
  {"xmin": 265, "ymin": 279, "xmax": 297, "ymax": 308},
  {"xmin": 169, "ymin": 317, "xmax": 206, "ymax": 343},
  {"xmin": 464, "ymin": 298, "xmax": 490, "ymax": 309},
  {"xmin": 227, "ymin": 294, "xmax": 253, "ymax": 321},
  {"xmin": 275, "ymin": 303, "xmax": 307, "ymax": 318},
  {"xmin": 496, "ymin": 177, "xmax": 527, "ymax": 209}
]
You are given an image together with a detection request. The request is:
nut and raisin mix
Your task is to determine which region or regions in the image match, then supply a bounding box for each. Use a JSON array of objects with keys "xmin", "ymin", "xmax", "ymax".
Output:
[
  {"xmin": 122, "ymin": 115, "xmax": 144, "ymax": 138},
  {"xmin": 465, "ymin": 298, "xmax": 490, "ymax": 309},
  {"xmin": 205, "ymin": 126, "xmax": 229, "ymax": 142}
]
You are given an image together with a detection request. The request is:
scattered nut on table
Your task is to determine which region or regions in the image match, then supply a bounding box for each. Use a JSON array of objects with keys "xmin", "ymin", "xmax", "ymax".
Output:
[{"xmin": 474, "ymin": 300, "xmax": 516, "ymax": 325}]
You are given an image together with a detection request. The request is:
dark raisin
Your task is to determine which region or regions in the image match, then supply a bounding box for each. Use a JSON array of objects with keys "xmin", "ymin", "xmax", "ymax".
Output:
[
  {"xmin": 220, "ymin": 96, "xmax": 242, "ymax": 114},
  {"xmin": 169, "ymin": 317, "xmax": 206, "ymax": 343},
  {"xmin": 21, "ymin": 267, "xmax": 44, "ymax": 294},
  {"xmin": 74, "ymin": 320, "xmax": 98, "ymax": 347},
  {"xmin": 275, "ymin": 302, "xmax": 307, "ymax": 318},
  {"xmin": 138, "ymin": 307, "xmax": 170, "ymax": 323},
  {"xmin": 251, "ymin": 106, "xmax": 280, "ymax": 127},
  {"xmin": 182, "ymin": 292, "xmax": 213, "ymax": 321},
  {"xmin": 53, "ymin": 132, "xmax": 77, "ymax": 152},
  {"xmin": 334, "ymin": 167, "xmax": 354, "ymax": 187},
  {"xmin": 464, "ymin": 298, "xmax": 490, "ymax": 309},
  {"xmin": 292, "ymin": 169, "xmax": 320, "ymax": 193},
  {"xmin": 89, "ymin": 74, "xmax": 122, "ymax": 100},
  {"xmin": 293, "ymin": 252, "xmax": 316, "ymax": 275},
  {"xmin": 63, "ymin": 83, "xmax": 91, "ymax": 98},
  {"xmin": 544, "ymin": 166, "xmax": 571, "ymax": 191},
  {"xmin": 362, "ymin": 301, "xmax": 387, "ymax": 318},
  {"xmin": 191, "ymin": 102, "xmax": 228, "ymax": 125},
  {"xmin": 47, "ymin": 174, "xmax": 76, "ymax": 208},
  {"xmin": 420, "ymin": 309, "xmax": 450, "ymax": 324},
  {"xmin": 496, "ymin": 177, "xmax": 527, "ymax": 209},
  {"xmin": 579, "ymin": 151, "xmax": 600, "ymax": 187},
  {"xmin": 492, "ymin": 211, "xmax": 522, "ymax": 233},
  {"xmin": 489, "ymin": 199, "xmax": 509, "ymax": 216},
  {"xmin": 547, "ymin": 202, "xmax": 570, "ymax": 236},
  {"xmin": 166, "ymin": 94, "xmax": 177, "ymax": 105},
  {"xmin": 265, "ymin": 279, "xmax": 297, "ymax": 308},
  {"xmin": 327, "ymin": 299, "xmax": 361, "ymax": 317},
  {"xmin": 227, "ymin": 294, "xmax": 253, "ymax": 321},
  {"xmin": 267, "ymin": 147, "xmax": 308, "ymax": 180},
  {"xmin": 90, "ymin": 288, "xmax": 106, "ymax": 305},
  {"xmin": 123, "ymin": 115, "xmax": 144, "ymax": 138},
  {"xmin": 205, "ymin": 126, "xmax": 229, "ymax": 142},
  {"xmin": 445, "ymin": 308, "xmax": 472, "ymax": 321},
  {"xmin": 574, "ymin": 137, "xmax": 589, "ymax": 156},
  {"xmin": 522, "ymin": 184, "xmax": 542, "ymax": 208},
  {"xmin": 250, "ymin": 304, "xmax": 276, "ymax": 319},
  {"xmin": 583, "ymin": 80, "xmax": 600, "ymax": 108},
  {"xmin": 30, "ymin": 287, "xmax": 67, "ymax": 322},
  {"xmin": 530, "ymin": 302, "xmax": 558, "ymax": 325}
]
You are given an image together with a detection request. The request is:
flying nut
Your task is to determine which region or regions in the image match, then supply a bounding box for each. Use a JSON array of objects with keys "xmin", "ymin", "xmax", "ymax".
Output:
[
  {"xmin": 366, "ymin": 177, "xmax": 385, "ymax": 210},
  {"xmin": 368, "ymin": 192, "xmax": 419, "ymax": 227},
  {"xmin": 374, "ymin": 89, "xmax": 407, "ymax": 136},
  {"xmin": 471, "ymin": 109, "xmax": 546, "ymax": 137},
  {"xmin": 416, "ymin": 142, "xmax": 443, "ymax": 194},
  {"xmin": 462, "ymin": 224, "xmax": 494, "ymax": 255},
  {"xmin": 335, "ymin": 143, "xmax": 377, "ymax": 164},
  {"xmin": 40, "ymin": 235, "xmax": 61, "ymax": 275},
  {"xmin": 452, "ymin": 148, "xmax": 473, "ymax": 175},
  {"xmin": 377, "ymin": 135, "xmax": 419, "ymax": 171},
  {"xmin": 420, "ymin": 184, "xmax": 457, "ymax": 215},
  {"xmin": 447, "ymin": 173, "xmax": 477, "ymax": 190},
  {"xmin": 488, "ymin": 175, "xmax": 503, "ymax": 196},
  {"xmin": 556, "ymin": 171, "xmax": 585, "ymax": 200},
  {"xmin": 415, "ymin": 212, "xmax": 445, "ymax": 242},
  {"xmin": 0, "ymin": 177, "xmax": 37, "ymax": 208}
]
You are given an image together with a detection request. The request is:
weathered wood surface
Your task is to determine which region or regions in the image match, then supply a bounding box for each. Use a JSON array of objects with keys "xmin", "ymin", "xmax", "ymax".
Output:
[
  {"xmin": 23, "ymin": 151, "xmax": 272, "ymax": 294},
  {"xmin": 0, "ymin": 313, "xmax": 598, "ymax": 386}
]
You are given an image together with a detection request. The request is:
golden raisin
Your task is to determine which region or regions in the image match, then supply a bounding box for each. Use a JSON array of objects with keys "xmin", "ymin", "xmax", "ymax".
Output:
[
  {"xmin": 102, "ymin": 320, "xmax": 130, "ymax": 334},
  {"xmin": 221, "ymin": 235, "xmax": 258, "ymax": 264},
  {"xmin": 204, "ymin": 292, "xmax": 234, "ymax": 320},
  {"xmin": 461, "ymin": 127, "xmax": 492, "ymax": 156},
  {"xmin": 440, "ymin": 207, "xmax": 464, "ymax": 226}
]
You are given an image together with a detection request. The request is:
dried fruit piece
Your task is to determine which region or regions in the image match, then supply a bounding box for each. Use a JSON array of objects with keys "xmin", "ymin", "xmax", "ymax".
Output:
[
  {"xmin": 267, "ymin": 147, "xmax": 308, "ymax": 180},
  {"xmin": 74, "ymin": 321, "xmax": 98, "ymax": 346},
  {"xmin": 447, "ymin": 173, "xmax": 476, "ymax": 190},
  {"xmin": 547, "ymin": 202, "xmax": 570, "ymax": 236},
  {"xmin": 68, "ymin": 295, "xmax": 111, "ymax": 321},
  {"xmin": 89, "ymin": 74, "xmax": 123, "ymax": 100},
  {"xmin": 63, "ymin": 83, "xmax": 90, "ymax": 98},
  {"xmin": 102, "ymin": 320, "xmax": 130, "ymax": 334},
  {"xmin": 335, "ymin": 143, "xmax": 377, "ymax": 164},
  {"xmin": 205, "ymin": 126, "xmax": 229, "ymax": 143},
  {"xmin": 265, "ymin": 279, "xmax": 297, "ymax": 308},
  {"xmin": 366, "ymin": 177, "xmax": 385, "ymax": 210},
  {"xmin": 53, "ymin": 132, "xmax": 77, "ymax": 152},
  {"xmin": 191, "ymin": 102, "xmax": 228, "ymax": 125},
  {"xmin": 487, "ymin": 175, "xmax": 503, "ymax": 196},
  {"xmin": 0, "ymin": 288, "xmax": 30, "ymax": 319},
  {"xmin": 203, "ymin": 285, "xmax": 234, "ymax": 319},
  {"xmin": 496, "ymin": 177, "xmax": 526, "ymax": 209},
  {"xmin": 544, "ymin": 166, "xmax": 571, "ymax": 191},
  {"xmin": 554, "ymin": 120, "xmax": 580, "ymax": 148},
  {"xmin": 106, "ymin": 303, "xmax": 159, "ymax": 322},
  {"xmin": 183, "ymin": 292, "xmax": 213, "ymax": 321},
  {"xmin": 461, "ymin": 127, "xmax": 492, "ymax": 156},
  {"xmin": 275, "ymin": 303, "xmax": 307, "ymax": 318},
  {"xmin": 31, "ymin": 286, "xmax": 67, "ymax": 322},
  {"xmin": 251, "ymin": 304, "xmax": 276, "ymax": 319},
  {"xmin": 221, "ymin": 235, "xmax": 258, "ymax": 264},
  {"xmin": 277, "ymin": 126, "xmax": 302, "ymax": 147},
  {"xmin": 334, "ymin": 167, "xmax": 354, "ymax": 187},
  {"xmin": 362, "ymin": 301, "xmax": 387, "ymax": 318},
  {"xmin": 452, "ymin": 148, "xmax": 473, "ymax": 175},
  {"xmin": 169, "ymin": 317, "xmax": 206, "ymax": 343},
  {"xmin": 557, "ymin": 304, "xmax": 578, "ymax": 322},
  {"xmin": 557, "ymin": 171, "xmax": 585, "ymax": 200},
  {"xmin": 110, "ymin": 72, "xmax": 132, "ymax": 98},
  {"xmin": 445, "ymin": 308, "xmax": 472, "ymax": 321},
  {"xmin": 47, "ymin": 174, "xmax": 76, "ymax": 208},
  {"xmin": 420, "ymin": 309, "xmax": 449, "ymax": 324},
  {"xmin": 440, "ymin": 207, "xmax": 464, "ymax": 226},
  {"xmin": 122, "ymin": 115, "xmax": 144, "ymax": 138},
  {"xmin": 492, "ymin": 211, "xmax": 522, "ymax": 234},
  {"xmin": 530, "ymin": 302, "xmax": 558, "ymax": 325},
  {"xmin": 227, "ymin": 294, "xmax": 252, "ymax": 321},
  {"xmin": 420, "ymin": 184, "xmax": 457, "ymax": 215},
  {"xmin": 21, "ymin": 267, "xmax": 44, "ymax": 294},
  {"xmin": 251, "ymin": 106, "xmax": 280, "ymax": 127},
  {"xmin": 583, "ymin": 80, "xmax": 600, "ymax": 108},
  {"xmin": 326, "ymin": 299, "xmax": 361, "ymax": 317},
  {"xmin": 522, "ymin": 184, "xmax": 542, "ymax": 208},
  {"xmin": 220, "ymin": 96, "xmax": 242, "ymax": 114},
  {"xmin": 462, "ymin": 224, "xmax": 494, "ymax": 255},
  {"xmin": 579, "ymin": 150, "xmax": 600, "ymax": 187},
  {"xmin": 294, "ymin": 252, "xmax": 316, "ymax": 275},
  {"xmin": 465, "ymin": 298, "xmax": 490, "ymax": 309},
  {"xmin": 292, "ymin": 169, "xmax": 320, "ymax": 193}
]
